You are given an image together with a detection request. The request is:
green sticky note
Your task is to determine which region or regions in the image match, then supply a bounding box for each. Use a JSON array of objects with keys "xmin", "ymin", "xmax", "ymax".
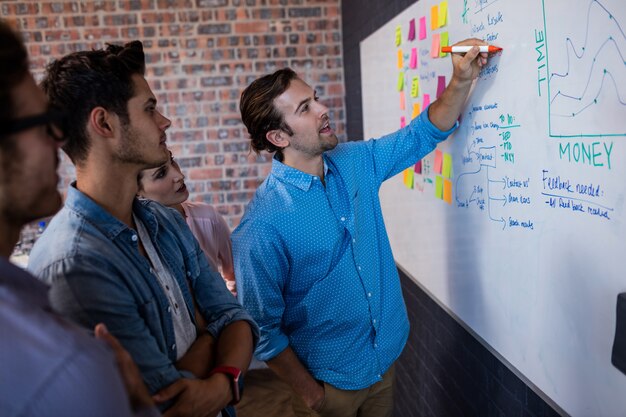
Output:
[
  {"xmin": 395, "ymin": 25, "xmax": 402, "ymax": 46},
  {"xmin": 439, "ymin": 32, "xmax": 449, "ymax": 58},
  {"xmin": 442, "ymin": 153, "xmax": 452, "ymax": 178},
  {"xmin": 397, "ymin": 72, "xmax": 404, "ymax": 91},
  {"xmin": 411, "ymin": 77, "xmax": 419, "ymax": 98},
  {"xmin": 435, "ymin": 176, "xmax": 444, "ymax": 199}
]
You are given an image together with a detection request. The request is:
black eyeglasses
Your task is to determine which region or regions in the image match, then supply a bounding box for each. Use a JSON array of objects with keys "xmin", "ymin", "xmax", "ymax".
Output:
[{"xmin": 1, "ymin": 110, "xmax": 66, "ymax": 142}]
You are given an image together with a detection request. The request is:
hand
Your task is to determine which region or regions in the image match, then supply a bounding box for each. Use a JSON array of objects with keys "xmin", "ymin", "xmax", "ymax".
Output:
[
  {"xmin": 94, "ymin": 323, "xmax": 154, "ymax": 411},
  {"xmin": 303, "ymin": 381, "xmax": 325, "ymax": 412},
  {"xmin": 154, "ymin": 374, "xmax": 231, "ymax": 417},
  {"xmin": 449, "ymin": 38, "xmax": 491, "ymax": 83}
]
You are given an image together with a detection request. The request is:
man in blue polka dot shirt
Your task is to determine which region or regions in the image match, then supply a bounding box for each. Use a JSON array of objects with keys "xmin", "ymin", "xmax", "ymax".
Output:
[{"xmin": 233, "ymin": 39, "xmax": 492, "ymax": 417}]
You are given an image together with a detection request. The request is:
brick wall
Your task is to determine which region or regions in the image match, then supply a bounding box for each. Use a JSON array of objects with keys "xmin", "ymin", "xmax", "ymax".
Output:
[{"xmin": 1, "ymin": 0, "xmax": 345, "ymax": 229}]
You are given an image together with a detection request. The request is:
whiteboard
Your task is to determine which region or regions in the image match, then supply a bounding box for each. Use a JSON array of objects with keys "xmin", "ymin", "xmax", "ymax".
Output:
[{"xmin": 360, "ymin": 1, "xmax": 626, "ymax": 416}]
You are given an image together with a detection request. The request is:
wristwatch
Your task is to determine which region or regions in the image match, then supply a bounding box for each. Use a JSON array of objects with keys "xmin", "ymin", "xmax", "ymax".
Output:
[{"xmin": 209, "ymin": 365, "xmax": 243, "ymax": 405}]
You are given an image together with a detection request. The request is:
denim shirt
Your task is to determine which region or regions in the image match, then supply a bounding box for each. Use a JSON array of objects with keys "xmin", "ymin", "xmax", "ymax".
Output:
[
  {"xmin": 28, "ymin": 185, "xmax": 259, "ymax": 394},
  {"xmin": 233, "ymin": 107, "xmax": 456, "ymax": 390}
]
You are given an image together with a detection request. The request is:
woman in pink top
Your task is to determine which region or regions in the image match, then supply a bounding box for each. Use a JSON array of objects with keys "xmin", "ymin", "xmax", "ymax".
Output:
[{"xmin": 137, "ymin": 150, "xmax": 236, "ymax": 295}]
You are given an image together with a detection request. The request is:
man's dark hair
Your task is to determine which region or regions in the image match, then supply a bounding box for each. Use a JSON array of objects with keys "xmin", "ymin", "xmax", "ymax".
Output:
[
  {"xmin": 41, "ymin": 41, "xmax": 146, "ymax": 165},
  {"xmin": 239, "ymin": 68, "xmax": 298, "ymax": 157},
  {"xmin": 0, "ymin": 20, "xmax": 29, "ymax": 143}
]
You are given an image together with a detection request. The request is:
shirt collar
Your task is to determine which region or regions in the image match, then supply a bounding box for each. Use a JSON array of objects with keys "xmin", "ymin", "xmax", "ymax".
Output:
[
  {"xmin": 270, "ymin": 155, "xmax": 331, "ymax": 191},
  {"xmin": 64, "ymin": 183, "xmax": 158, "ymax": 240}
]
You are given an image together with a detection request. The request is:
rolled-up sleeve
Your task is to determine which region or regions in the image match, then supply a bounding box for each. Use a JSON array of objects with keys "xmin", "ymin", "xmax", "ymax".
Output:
[{"xmin": 232, "ymin": 219, "xmax": 289, "ymax": 361}]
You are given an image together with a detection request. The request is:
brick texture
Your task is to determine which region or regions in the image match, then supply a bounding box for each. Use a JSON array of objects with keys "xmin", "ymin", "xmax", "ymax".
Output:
[{"xmin": 1, "ymin": 0, "xmax": 345, "ymax": 228}]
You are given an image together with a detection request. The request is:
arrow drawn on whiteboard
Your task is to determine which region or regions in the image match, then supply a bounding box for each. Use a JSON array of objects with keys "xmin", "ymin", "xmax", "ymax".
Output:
[
  {"xmin": 488, "ymin": 177, "xmax": 506, "ymax": 189},
  {"xmin": 490, "ymin": 194, "xmax": 507, "ymax": 207}
]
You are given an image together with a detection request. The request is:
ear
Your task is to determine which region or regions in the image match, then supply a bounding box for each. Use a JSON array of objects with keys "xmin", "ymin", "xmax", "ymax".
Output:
[
  {"xmin": 266, "ymin": 129, "xmax": 289, "ymax": 149},
  {"xmin": 88, "ymin": 107, "xmax": 116, "ymax": 138}
]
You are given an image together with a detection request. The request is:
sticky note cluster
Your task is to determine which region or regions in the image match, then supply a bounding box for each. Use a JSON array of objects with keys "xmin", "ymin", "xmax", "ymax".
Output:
[{"xmin": 434, "ymin": 150, "xmax": 453, "ymax": 204}]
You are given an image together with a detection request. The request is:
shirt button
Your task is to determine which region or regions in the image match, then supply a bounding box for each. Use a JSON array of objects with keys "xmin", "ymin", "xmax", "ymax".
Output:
[
  {"xmin": 374, "ymin": 343, "xmax": 378, "ymax": 348},
  {"xmin": 378, "ymin": 374, "xmax": 382, "ymax": 378},
  {"xmin": 171, "ymin": 344, "xmax": 176, "ymax": 351},
  {"xmin": 368, "ymin": 292, "xmax": 372, "ymax": 298},
  {"xmin": 340, "ymin": 217, "xmax": 346, "ymax": 222},
  {"xmin": 167, "ymin": 306, "xmax": 172, "ymax": 312},
  {"xmin": 186, "ymin": 271, "xmax": 191, "ymax": 277},
  {"xmin": 131, "ymin": 234, "xmax": 138, "ymax": 242},
  {"xmin": 149, "ymin": 268, "xmax": 154, "ymax": 274},
  {"xmin": 352, "ymin": 238, "xmax": 356, "ymax": 243},
  {"xmin": 373, "ymin": 319, "xmax": 377, "ymax": 324},
  {"xmin": 357, "ymin": 266, "xmax": 362, "ymax": 271}
]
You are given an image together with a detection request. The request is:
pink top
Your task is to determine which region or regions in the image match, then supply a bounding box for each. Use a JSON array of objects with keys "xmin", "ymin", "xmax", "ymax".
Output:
[{"xmin": 181, "ymin": 201, "xmax": 236, "ymax": 295}]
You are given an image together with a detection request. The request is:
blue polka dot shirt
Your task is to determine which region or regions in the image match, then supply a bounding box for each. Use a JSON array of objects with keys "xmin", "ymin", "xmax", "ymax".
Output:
[{"xmin": 232, "ymin": 107, "xmax": 456, "ymax": 390}]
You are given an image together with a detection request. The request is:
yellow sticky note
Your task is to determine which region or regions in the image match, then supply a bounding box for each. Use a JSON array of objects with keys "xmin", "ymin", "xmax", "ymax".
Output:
[
  {"xmin": 399, "ymin": 91, "xmax": 406, "ymax": 110},
  {"xmin": 439, "ymin": 1, "xmax": 448, "ymax": 27},
  {"xmin": 395, "ymin": 25, "xmax": 402, "ymax": 47},
  {"xmin": 411, "ymin": 103, "xmax": 421, "ymax": 119},
  {"xmin": 431, "ymin": 33, "xmax": 440, "ymax": 58},
  {"xmin": 435, "ymin": 176, "xmax": 443, "ymax": 199},
  {"xmin": 442, "ymin": 152, "xmax": 452, "ymax": 178},
  {"xmin": 431, "ymin": 5, "xmax": 439, "ymax": 30},
  {"xmin": 439, "ymin": 32, "xmax": 449, "ymax": 58},
  {"xmin": 397, "ymin": 49, "xmax": 403, "ymax": 69},
  {"xmin": 410, "ymin": 77, "xmax": 419, "ymax": 98},
  {"xmin": 397, "ymin": 72, "xmax": 404, "ymax": 91},
  {"xmin": 403, "ymin": 168, "xmax": 414, "ymax": 189},
  {"xmin": 443, "ymin": 179, "xmax": 452, "ymax": 204}
]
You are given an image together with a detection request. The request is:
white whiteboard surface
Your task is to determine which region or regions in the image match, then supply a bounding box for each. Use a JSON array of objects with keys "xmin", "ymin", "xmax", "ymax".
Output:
[{"xmin": 360, "ymin": 1, "xmax": 626, "ymax": 416}]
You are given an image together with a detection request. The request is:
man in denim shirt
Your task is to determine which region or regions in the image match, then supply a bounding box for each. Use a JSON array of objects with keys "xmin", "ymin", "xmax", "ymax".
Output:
[
  {"xmin": 233, "ymin": 40, "xmax": 492, "ymax": 416},
  {"xmin": 28, "ymin": 41, "xmax": 258, "ymax": 417}
]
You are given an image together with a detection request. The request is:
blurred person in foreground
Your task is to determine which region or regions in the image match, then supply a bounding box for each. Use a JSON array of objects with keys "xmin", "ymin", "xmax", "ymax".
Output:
[{"xmin": 0, "ymin": 20, "xmax": 159, "ymax": 417}]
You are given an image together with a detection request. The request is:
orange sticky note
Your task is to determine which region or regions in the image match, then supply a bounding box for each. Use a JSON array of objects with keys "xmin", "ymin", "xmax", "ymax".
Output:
[
  {"xmin": 397, "ymin": 49, "xmax": 403, "ymax": 69},
  {"xmin": 403, "ymin": 168, "xmax": 414, "ymax": 189},
  {"xmin": 435, "ymin": 176, "xmax": 443, "ymax": 199},
  {"xmin": 434, "ymin": 149, "xmax": 443, "ymax": 174},
  {"xmin": 439, "ymin": 32, "xmax": 449, "ymax": 58},
  {"xmin": 443, "ymin": 178, "xmax": 452, "ymax": 203},
  {"xmin": 438, "ymin": 1, "xmax": 448, "ymax": 27},
  {"xmin": 411, "ymin": 103, "xmax": 421, "ymax": 119},
  {"xmin": 431, "ymin": 33, "xmax": 440, "ymax": 58},
  {"xmin": 399, "ymin": 90, "xmax": 406, "ymax": 110},
  {"xmin": 431, "ymin": 5, "xmax": 439, "ymax": 30}
]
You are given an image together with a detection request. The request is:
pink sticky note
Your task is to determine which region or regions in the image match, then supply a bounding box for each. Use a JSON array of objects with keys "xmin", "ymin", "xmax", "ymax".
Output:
[
  {"xmin": 410, "ymin": 47, "xmax": 417, "ymax": 69},
  {"xmin": 422, "ymin": 93, "xmax": 431, "ymax": 109},
  {"xmin": 419, "ymin": 16, "xmax": 427, "ymax": 40},
  {"xmin": 434, "ymin": 149, "xmax": 443, "ymax": 174},
  {"xmin": 414, "ymin": 159, "xmax": 422, "ymax": 174},
  {"xmin": 431, "ymin": 33, "xmax": 440, "ymax": 58},
  {"xmin": 436, "ymin": 75, "xmax": 446, "ymax": 99},
  {"xmin": 408, "ymin": 18, "xmax": 416, "ymax": 41},
  {"xmin": 400, "ymin": 116, "xmax": 406, "ymax": 128}
]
